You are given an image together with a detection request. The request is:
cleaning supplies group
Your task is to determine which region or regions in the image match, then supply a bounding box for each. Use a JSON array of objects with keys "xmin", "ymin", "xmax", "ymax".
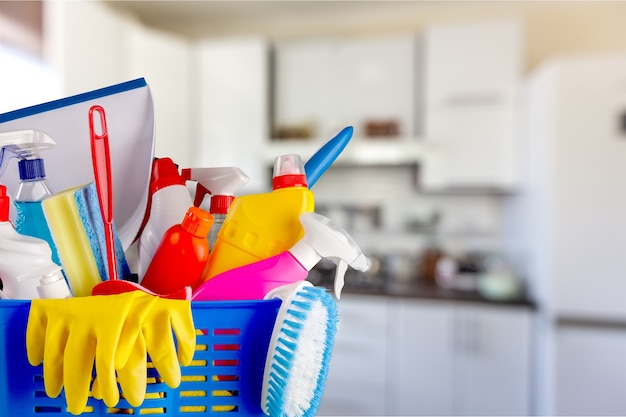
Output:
[
  {"xmin": 0, "ymin": 125, "xmax": 361, "ymax": 301},
  {"xmin": 1, "ymin": 120, "xmax": 360, "ymax": 417},
  {"xmin": 138, "ymin": 141, "xmax": 368, "ymax": 301}
]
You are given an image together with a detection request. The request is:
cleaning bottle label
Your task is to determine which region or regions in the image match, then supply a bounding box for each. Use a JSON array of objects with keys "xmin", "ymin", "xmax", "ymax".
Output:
[{"xmin": 14, "ymin": 200, "xmax": 60, "ymax": 266}]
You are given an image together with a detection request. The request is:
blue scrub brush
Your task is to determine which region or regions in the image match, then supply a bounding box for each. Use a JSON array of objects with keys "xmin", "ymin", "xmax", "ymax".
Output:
[{"xmin": 261, "ymin": 281, "xmax": 339, "ymax": 417}]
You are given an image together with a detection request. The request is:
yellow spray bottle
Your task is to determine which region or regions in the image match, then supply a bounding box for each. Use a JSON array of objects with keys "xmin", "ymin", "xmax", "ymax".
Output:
[{"xmin": 199, "ymin": 154, "xmax": 314, "ymax": 282}]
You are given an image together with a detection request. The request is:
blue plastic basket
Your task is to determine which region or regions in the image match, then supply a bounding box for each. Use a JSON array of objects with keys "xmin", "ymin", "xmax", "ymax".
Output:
[{"xmin": 0, "ymin": 298, "xmax": 281, "ymax": 416}]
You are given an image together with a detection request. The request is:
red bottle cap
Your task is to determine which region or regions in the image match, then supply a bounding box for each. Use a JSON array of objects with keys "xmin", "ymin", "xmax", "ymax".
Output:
[
  {"xmin": 210, "ymin": 195, "xmax": 235, "ymax": 215},
  {"xmin": 181, "ymin": 206, "xmax": 213, "ymax": 237},
  {"xmin": 150, "ymin": 157, "xmax": 186, "ymax": 194},
  {"xmin": 0, "ymin": 185, "xmax": 9, "ymax": 222}
]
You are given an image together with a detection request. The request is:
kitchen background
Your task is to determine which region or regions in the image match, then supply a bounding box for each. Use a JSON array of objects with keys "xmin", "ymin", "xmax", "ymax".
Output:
[{"xmin": 3, "ymin": 1, "xmax": 626, "ymax": 416}]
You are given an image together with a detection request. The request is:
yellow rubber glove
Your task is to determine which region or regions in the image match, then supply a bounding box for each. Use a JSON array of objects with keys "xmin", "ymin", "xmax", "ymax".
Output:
[
  {"xmin": 26, "ymin": 292, "xmax": 143, "ymax": 415},
  {"xmin": 142, "ymin": 297, "xmax": 196, "ymax": 388},
  {"xmin": 92, "ymin": 295, "xmax": 196, "ymax": 407},
  {"xmin": 91, "ymin": 291, "xmax": 158, "ymax": 407}
]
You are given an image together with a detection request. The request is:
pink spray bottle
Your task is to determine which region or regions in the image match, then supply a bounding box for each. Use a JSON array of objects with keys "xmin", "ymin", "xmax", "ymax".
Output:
[{"xmin": 192, "ymin": 211, "xmax": 369, "ymax": 301}]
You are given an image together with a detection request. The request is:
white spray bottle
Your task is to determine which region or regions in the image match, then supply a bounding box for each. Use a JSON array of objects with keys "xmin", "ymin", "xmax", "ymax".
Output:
[
  {"xmin": 137, "ymin": 157, "xmax": 193, "ymax": 282},
  {"xmin": 192, "ymin": 211, "xmax": 369, "ymax": 301},
  {"xmin": 0, "ymin": 183, "xmax": 71, "ymax": 299},
  {"xmin": 181, "ymin": 166, "xmax": 249, "ymax": 249},
  {"xmin": 0, "ymin": 129, "xmax": 60, "ymax": 266}
]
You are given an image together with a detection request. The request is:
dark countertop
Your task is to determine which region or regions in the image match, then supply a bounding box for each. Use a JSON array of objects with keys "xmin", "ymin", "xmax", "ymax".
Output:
[
  {"xmin": 341, "ymin": 281, "xmax": 536, "ymax": 308},
  {"xmin": 314, "ymin": 270, "xmax": 536, "ymax": 308}
]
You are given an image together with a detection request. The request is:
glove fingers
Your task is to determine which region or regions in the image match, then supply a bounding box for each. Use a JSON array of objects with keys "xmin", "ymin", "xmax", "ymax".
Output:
[
  {"xmin": 63, "ymin": 334, "xmax": 96, "ymax": 415},
  {"xmin": 115, "ymin": 294, "xmax": 158, "ymax": 369},
  {"xmin": 144, "ymin": 317, "xmax": 180, "ymax": 388},
  {"xmin": 42, "ymin": 324, "xmax": 69, "ymax": 399},
  {"xmin": 169, "ymin": 302, "xmax": 196, "ymax": 366},
  {"xmin": 91, "ymin": 374, "xmax": 102, "ymax": 401},
  {"xmin": 93, "ymin": 293, "xmax": 148, "ymax": 407},
  {"xmin": 94, "ymin": 332, "xmax": 123, "ymax": 407},
  {"xmin": 117, "ymin": 334, "xmax": 148, "ymax": 407},
  {"xmin": 26, "ymin": 301, "xmax": 48, "ymax": 366}
]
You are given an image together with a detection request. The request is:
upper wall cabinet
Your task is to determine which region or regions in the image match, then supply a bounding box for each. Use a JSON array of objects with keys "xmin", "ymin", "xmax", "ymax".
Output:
[
  {"xmin": 423, "ymin": 19, "xmax": 523, "ymax": 107},
  {"xmin": 273, "ymin": 36, "xmax": 417, "ymax": 141},
  {"xmin": 420, "ymin": 19, "xmax": 524, "ymax": 191}
]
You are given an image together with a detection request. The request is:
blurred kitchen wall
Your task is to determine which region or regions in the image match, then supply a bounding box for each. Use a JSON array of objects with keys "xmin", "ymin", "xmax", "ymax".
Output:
[
  {"xmin": 1, "ymin": 0, "xmax": 625, "ymax": 245},
  {"xmin": 3, "ymin": 1, "xmax": 626, "ymax": 158}
]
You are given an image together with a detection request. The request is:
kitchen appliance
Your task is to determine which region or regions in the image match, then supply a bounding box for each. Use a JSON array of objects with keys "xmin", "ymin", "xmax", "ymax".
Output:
[{"xmin": 501, "ymin": 52, "xmax": 626, "ymax": 415}]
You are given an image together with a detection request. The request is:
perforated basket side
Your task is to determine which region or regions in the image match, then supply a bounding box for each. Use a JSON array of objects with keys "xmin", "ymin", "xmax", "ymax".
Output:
[{"xmin": 0, "ymin": 299, "xmax": 280, "ymax": 416}]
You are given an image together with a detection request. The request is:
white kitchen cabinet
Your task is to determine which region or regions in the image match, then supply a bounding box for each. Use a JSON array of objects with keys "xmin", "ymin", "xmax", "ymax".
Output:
[
  {"xmin": 319, "ymin": 295, "xmax": 533, "ymax": 416},
  {"xmin": 420, "ymin": 19, "xmax": 524, "ymax": 191},
  {"xmin": 387, "ymin": 299, "xmax": 455, "ymax": 416},
  {"xmin": 334, "ymin": 36, "xmax": 416, "ymax": 138},
  {"xmin": 272, "ymin": 38, "xmax": 337, "ymax": 140},
  {"xmin": 555, "ymin": 323, "xmax": 626, "ymax": 415},
  {"xmin": 195, "ymin": 37, "xmax": 270, "ymax": 193},
  {"xmin": 273, "ymin": 35, "xmax": 417, "ymax": 141},
  {"xmin": 421, "ymin": 101, "xmax": 520, "ymax": 190},
  {"xmin": 388, "ymin": 299, "xmax": 532, "ymax": 416},
  {"xmin": 317, "ymin": 294, "xmax": 388, "ymax": 416},
  {"xmin": 452, "ymin": 303, "xmax": 532, "ymax": 416},
  {"xmin": 422, "ymin": 19, "xmax": 523, "ymax": 106}
]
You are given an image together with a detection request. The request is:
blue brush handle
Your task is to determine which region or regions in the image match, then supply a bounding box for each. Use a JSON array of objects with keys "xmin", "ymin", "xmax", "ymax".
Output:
[{"xmin": 304, "ymin": 126, "xmax": 354, "ymax": 188}]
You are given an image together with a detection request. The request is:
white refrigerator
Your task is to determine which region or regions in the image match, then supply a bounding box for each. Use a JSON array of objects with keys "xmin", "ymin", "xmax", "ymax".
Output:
[{"xmin": 502, "ymin": 52, "xmax": 626, "ymax": 415}]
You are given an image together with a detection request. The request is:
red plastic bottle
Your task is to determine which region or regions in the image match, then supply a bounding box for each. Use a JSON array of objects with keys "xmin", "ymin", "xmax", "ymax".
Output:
[{"xmin": 141, "ymin": 206, "xmax": 213, "ymax": 295}]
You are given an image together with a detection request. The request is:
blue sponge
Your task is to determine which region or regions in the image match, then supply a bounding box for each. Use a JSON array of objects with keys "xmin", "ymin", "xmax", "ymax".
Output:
[{"xmin": 75, "ymin": 182, "xmax": 131, "ymax": 281}]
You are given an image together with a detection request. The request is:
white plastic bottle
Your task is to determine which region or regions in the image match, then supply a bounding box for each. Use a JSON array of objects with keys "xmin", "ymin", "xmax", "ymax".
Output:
[
  {"xmin": 37, "ymin": 268, "xmax": 72, "ymax": 299},
  {"xmin": 137, "ymin": 157, "xmax": 193, "ymax": 282},
  {"xmin": 0, "ymin": 184, "xmax": 70, "ymax": 299},
  {"xmin": 181, "ymin": 166, "xmax": 249, "ymax": 250}
]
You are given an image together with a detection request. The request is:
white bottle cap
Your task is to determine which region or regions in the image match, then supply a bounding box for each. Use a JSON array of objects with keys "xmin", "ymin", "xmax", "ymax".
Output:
[{"xmin": 37, "ymin": 268, "xmax": 72, "ymax": 298}]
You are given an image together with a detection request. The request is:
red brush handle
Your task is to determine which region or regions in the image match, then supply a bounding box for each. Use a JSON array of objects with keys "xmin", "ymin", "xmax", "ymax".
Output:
[{"xmin": 89, "ymin": 105, "xmax": 117, "ymax": 281}]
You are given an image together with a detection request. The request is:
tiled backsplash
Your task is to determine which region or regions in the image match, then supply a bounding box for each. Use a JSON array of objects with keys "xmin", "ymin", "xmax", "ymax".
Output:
[{"xmin": 312, "ymin": 164, "xmax": 505, "ymax": 254}]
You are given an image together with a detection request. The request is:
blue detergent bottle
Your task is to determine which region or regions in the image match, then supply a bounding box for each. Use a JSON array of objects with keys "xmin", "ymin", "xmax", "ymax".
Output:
[{"xmin": 0, "ymin": 129, "xmax": 60, "ymax": 266}]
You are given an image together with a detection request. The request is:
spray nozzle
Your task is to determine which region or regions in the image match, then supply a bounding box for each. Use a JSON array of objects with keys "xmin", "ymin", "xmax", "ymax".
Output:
[
  {"xmin": 0, "ymin": 130, "xmax": 56, "ymax": 178},
  {"xmin": 181, "ymin": 167, "xmax": 249, "ymax": 213},
  {"xmin": 291, "ymin": 212, "xmax": 369, "ymax": 299}
]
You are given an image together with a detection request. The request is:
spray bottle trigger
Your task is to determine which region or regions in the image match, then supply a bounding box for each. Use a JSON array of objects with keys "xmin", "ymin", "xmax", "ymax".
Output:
[
  {"xmin": 331, "ymin": 252, "xmax": 370, "ymax": 299},
  {"xmin": 0, "ymin": 147, "xmax": 17, "ymax": 177},
  {"xmin": 0, "ymin": 130, "xmax": 56, "ymax": 178},
  {"xmin": 333, "ymin": 259, "xmax": 348, "ymax": 300}
]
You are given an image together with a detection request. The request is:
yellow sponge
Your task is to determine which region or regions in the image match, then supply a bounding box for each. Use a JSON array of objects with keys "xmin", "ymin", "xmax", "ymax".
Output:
[{"xmin": 42, "ymin": 182, "xmax": 130, "ymax": 297}]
